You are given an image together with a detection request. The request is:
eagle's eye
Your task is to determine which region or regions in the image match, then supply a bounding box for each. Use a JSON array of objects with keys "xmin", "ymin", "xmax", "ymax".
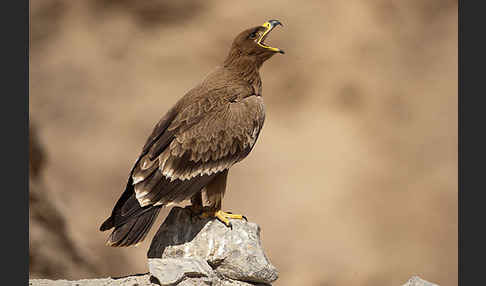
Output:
[{"xmin": 248, "ymin": 31, "xmax": 258, "ymax": 39}]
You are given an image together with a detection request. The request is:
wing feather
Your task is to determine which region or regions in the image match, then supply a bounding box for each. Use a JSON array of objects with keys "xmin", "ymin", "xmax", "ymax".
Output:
[{"xmin": 131, "ymin": 94, "xmax": 265, "ymax": 208}]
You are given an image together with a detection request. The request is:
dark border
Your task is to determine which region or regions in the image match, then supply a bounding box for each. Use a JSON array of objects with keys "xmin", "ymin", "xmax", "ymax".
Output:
[
  {"xmin": 0, "ymin": 0, "xmax": 30, "ymax": 282},
  {"xmin": 459, "ymin": 0, "xmax": 484, "ymax": 285},
  {"xmin": 26, "ymin": 0, "xmax": 30, "ymax": 282},
  {"xmin": 8, "ymin": 0, "xmax": 30, "ymax": 283}
]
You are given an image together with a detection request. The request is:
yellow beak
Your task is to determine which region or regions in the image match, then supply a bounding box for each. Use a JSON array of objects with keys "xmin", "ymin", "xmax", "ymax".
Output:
[{"xmin": 257, "ymin": 20, "xmax": 284, "ymax": 53}]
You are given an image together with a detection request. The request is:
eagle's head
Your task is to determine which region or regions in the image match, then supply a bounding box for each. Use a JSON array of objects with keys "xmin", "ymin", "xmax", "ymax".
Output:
[{"xmin": 225, "ymin": 19, "xmax": 284, "ymax": 67}]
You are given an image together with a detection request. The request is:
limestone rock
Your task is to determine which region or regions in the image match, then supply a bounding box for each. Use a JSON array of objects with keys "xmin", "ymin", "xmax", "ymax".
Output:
[
  {"xmin": 29, "ymin": 273, "xmax": 155, "ymax": 286},
  {"xmin": 148, "ymin": 207, "xmax": 278, "ymax": 285},
  {"xmin": 148, "ymin": 257, "xmax": 213, "ymax": 286}
]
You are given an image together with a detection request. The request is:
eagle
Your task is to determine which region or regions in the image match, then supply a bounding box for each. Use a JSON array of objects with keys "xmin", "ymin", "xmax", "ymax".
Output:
[{"xmin": 100, "ymin": 20, "xmax": 284, "ymax": 247}]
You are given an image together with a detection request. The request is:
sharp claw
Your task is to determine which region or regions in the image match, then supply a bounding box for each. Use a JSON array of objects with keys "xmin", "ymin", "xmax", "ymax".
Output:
[{"xmin": 201, "ymin": 210, "xmax": 246, "ymax": 229}]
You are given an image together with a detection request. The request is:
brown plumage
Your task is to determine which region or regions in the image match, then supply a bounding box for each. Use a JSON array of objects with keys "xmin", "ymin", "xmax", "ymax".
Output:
[{"xmin": 100, "ymin": 20, "xmax": 284, "ymax": 247}]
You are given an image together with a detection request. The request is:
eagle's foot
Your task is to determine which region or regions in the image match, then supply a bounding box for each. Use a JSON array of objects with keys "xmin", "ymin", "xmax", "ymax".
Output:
[{"xmin": 199, "ymin": 209, "xmax": 247, "ymax": 229}]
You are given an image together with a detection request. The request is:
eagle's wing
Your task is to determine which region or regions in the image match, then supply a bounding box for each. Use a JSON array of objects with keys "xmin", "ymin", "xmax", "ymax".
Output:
[{"xmin": 131, "ymin": 94, "xmax": 265, "ymax": 208}]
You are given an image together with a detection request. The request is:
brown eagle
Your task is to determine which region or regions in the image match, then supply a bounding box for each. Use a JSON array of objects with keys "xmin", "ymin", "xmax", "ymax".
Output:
[{"xmin": 100, "ymin": 20, "xmax": 284, "ymax": 247}]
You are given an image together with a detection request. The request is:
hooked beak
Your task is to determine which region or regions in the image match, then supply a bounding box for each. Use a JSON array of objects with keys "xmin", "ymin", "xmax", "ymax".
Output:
[{"xmin": 257, "ymin": 19, "xmax": 284, "ymax": 54}]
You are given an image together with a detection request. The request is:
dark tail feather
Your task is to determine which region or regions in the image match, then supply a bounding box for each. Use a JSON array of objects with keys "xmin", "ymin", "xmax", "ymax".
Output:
[
  {"xmin": 100, "ymin": 215, "xmax": 114, "ymax": 231},
  {"xmin": 100, "ymin": 176, "xmax": 162, "ymax": 247},
  {"xmin": 104, "ymin": 207, "xmax": 161, "ymax": 247}
]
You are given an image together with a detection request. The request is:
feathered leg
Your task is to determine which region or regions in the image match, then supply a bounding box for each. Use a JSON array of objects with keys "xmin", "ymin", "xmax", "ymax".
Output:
[
  {"xmin": 201, "ymin": 170, "xmax": 247, "ymax": 228},
  {"xmin": 189, "ymin": 191, "xmax": 203, "ymax": 214}
]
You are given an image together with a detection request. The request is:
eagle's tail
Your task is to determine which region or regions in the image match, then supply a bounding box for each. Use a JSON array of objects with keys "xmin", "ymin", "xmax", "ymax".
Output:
[
  {"xmin": 100, "ymin": 206, "xmax": 161, "ymax": 247},
  {"xmin": 100, "ymin": 177, "xmax": 162, "ymax": 247}
]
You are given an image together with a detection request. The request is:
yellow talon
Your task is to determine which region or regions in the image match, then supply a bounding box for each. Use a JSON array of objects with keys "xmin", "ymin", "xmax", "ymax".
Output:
[{"xmin": 199, "ymin": 210, "xmax": 247, "ymax": 228}]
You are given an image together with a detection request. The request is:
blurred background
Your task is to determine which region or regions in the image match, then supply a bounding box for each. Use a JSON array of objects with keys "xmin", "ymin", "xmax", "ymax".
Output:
[{"xmin": 29, "ymin": 0, "xmax": 457, "ymax": 285}]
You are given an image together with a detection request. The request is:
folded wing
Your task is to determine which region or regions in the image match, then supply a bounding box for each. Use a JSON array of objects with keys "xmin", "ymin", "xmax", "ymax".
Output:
[{"xmin": 132, "ymin": 95, "xmax": 265, "ymax": 207}]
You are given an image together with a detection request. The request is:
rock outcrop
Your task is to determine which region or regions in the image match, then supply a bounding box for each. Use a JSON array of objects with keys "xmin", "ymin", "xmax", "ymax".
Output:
[{"xmin": 147, "ymin": 207, "xmax": 278, "ymax": 286}]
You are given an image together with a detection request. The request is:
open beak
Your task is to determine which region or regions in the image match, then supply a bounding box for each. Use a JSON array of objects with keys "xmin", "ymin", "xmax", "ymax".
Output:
[{"xmin": 257, "ymin": 19, "xmax": 284, "ymax": 54}]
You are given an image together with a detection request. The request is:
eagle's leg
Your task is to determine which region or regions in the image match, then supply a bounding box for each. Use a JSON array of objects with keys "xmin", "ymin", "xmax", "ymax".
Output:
[
  {"xmin": 200, "ymin": 170, "xmax": 247, "ymax": 228},
  {"xmin": 189, "ymin": 191, "xmax": 204, "ymax": 215}
]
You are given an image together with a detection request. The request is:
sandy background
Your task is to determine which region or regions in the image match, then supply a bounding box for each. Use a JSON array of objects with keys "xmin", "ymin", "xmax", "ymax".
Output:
[{"xmin": 29, "ymin": 0, "xmax": 458, "ymax": 285}]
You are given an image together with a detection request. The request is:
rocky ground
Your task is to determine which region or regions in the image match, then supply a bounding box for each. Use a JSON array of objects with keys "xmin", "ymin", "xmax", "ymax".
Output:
[{"xmin": 30, "ymin": 275, "xmax": 439, "ymax": 286}]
